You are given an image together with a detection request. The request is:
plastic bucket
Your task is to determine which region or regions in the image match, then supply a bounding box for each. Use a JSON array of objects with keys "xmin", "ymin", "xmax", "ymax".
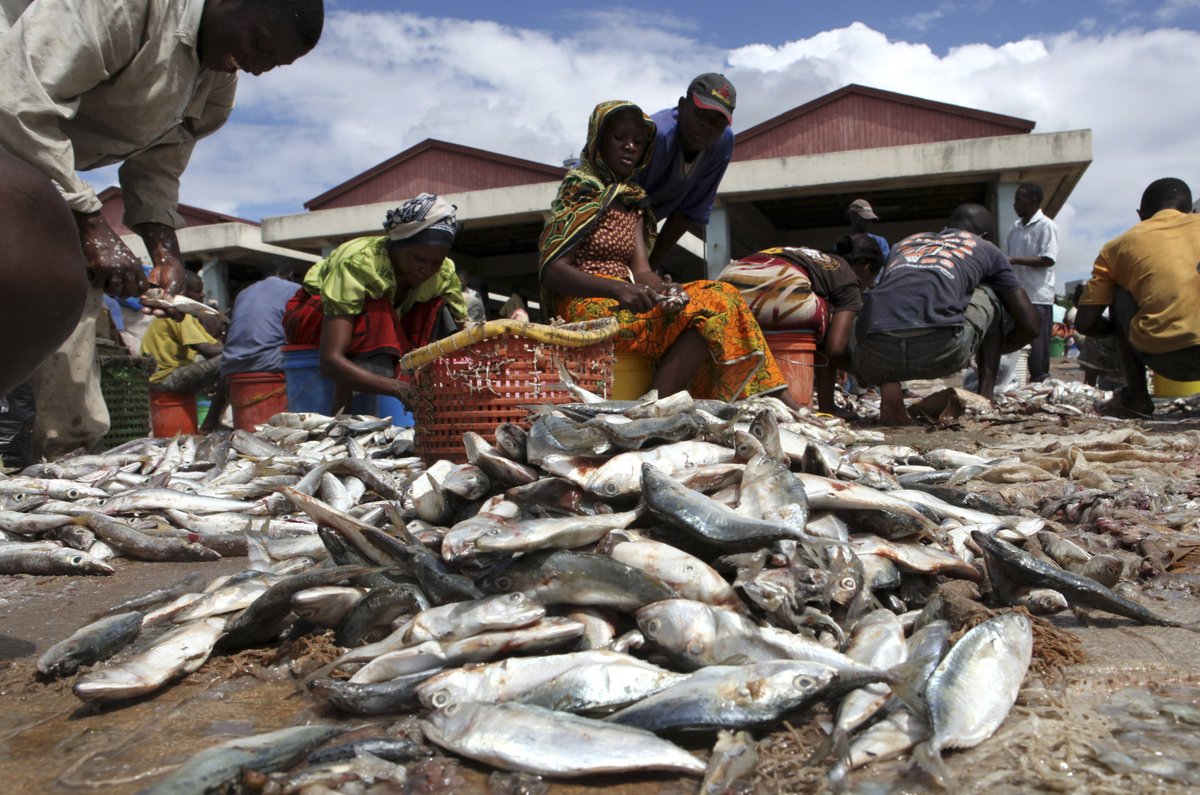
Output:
[
  {"xmin": 612, "ymin": 352, "xmax": 653, "ymax": 400},
  {"xmin": 150, "ymin": 390, "xmax": 197, "ymax": 437},
  {"xmin": 1151, "ymin": 372, "xmax": 1200, "ymax": 398},
  {"xmin": 765, "ymin": 330, "xmax": 816, "ymax": 408},
  {"xmin": 377, "ymin": 395, "xmax": 415, "ymax": 427},
  {"xmin": 1049, "ymin": 337, "xmax": 1066, "ymax": 358},
  {"xmin": 228, "ymin": 371, "xmax": 289, "ymax": 431},
  {"xmin": 281, "ymin": 345, "xmax": 380, "ymax": 417}
]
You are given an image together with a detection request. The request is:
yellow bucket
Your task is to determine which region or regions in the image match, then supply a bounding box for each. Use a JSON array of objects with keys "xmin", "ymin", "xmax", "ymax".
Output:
[
  {"xmin": 1151, "ymin": 372, "xmax": 1200, "ymax": 398},
  {"xmin": 611, "ymin": 352, "xmax": 653, "ymax": 400}
]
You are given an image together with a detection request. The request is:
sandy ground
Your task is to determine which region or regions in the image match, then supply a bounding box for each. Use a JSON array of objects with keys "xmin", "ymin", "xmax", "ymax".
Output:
[{"xmin": 1, "ymin": 353, "xmax": 1199, "ymax": 794}]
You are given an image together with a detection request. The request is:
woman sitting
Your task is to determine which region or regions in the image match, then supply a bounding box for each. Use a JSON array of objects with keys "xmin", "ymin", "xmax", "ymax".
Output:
[
  {"xmin": 538, "ymin": 100, "xmax": 796, "ymax": 407},
  {"xmin": 283, "ymin": 193, "xmax": 468, "ymax": 413},
  {"xmin": 719, "ymin": 235, "xmax": 884, "ymax": 415}
]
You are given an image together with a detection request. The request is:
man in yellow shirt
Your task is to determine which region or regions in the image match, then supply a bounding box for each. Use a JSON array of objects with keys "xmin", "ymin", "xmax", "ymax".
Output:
[
  {"xmin": 141, "ymin": 274, "xmax": 226, "ymax": 431},
  {"xmin": 1076, "ymin": 178, "xmax": 1200, "ymax": 416}
]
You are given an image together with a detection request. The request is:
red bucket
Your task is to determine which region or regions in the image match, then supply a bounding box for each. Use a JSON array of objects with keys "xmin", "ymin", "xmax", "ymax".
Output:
[
  {"xmin": 765, "ymin": 330, "xmax": 816, "ymax": 408},
  {"xmin": 228, "ymin": 371, "xmax": 288, "ymax": 431},
  {"xmin": 149, "ymin": 390, "xmax": 197, "ymax": 437}
]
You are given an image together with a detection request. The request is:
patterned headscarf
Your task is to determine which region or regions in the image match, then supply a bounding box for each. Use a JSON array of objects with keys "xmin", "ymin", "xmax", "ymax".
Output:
[
  {"xmin": 384, "ymin": 193, "xmax": 458, "ymax": 248},
  {"xmin": 537, "ymin": 100, "xmax": 657, "ymax": 272}
]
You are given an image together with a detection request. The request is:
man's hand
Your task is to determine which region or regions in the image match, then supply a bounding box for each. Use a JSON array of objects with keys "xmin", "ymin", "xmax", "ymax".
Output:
[
  {"xmin": 73, "ymin": 212, "xmax": 150, "ymax": 298},
  {"xmin": 135, "ymin": 222, "xmax": 187, "ymax": 295}
]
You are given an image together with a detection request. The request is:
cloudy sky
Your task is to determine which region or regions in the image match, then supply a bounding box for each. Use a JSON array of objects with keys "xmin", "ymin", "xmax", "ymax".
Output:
[{"xmin": 89, "ymin": 0, "xmax": 1200, "ymax": 284}]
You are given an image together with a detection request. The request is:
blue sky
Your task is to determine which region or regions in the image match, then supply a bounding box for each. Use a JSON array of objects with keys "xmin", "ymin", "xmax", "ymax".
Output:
[
  {"xmin": 334, "ymin": 0, "xmax": 1200, "ymax": 53},
  {"xmin": 88, "ymin": 0, "xmax": 1200, "ymax": 283}
]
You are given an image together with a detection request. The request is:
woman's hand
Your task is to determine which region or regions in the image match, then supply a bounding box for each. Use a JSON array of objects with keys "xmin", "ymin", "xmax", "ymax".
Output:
[{"xmin": 613, "ymin": 281, "xmax": 660, "ymax": 314}]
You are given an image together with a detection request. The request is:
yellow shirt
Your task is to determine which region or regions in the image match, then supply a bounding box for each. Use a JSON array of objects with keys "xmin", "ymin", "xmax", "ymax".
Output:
[
  {"xmin": 141, "ymin": 315, "xmax": 218, "ymax": 384},
  {"xmin": 1080, "ymin": 209, "xmax": 1200, "ymax": 354},
  {"xmin": 300, "ymin": 236, "xmax": 468, "ymax": 321}
]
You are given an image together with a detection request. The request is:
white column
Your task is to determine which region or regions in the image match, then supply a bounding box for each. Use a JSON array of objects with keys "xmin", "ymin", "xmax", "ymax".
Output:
[
  {"xmin": 704, "ymin": 204, "xmax": 730, "ymax": 280},
  {"xmin": 995, "ymin": 182, "xmax": 1019, "ymax": 254},
  {"xmin": 199, "ymin": 256, "xmax": 229, "ymax": 311}
]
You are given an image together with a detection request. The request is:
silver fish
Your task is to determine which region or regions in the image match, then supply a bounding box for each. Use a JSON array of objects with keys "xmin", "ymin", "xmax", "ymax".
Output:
[
  {"xmin": 136, "ymin": 724, "xmax": 342, "ymax": 795},
  {"xmin": 911, "ymin": 613, "xmax": 1032, "ymax": 786},
  {"xmin": 73, "ymin": 616, "xmax": 228, "ymax": 703},
  {"xmin": 37, "ymin": 611, "xmax": 143, "ymax": 678},
  {"xmin": 421, "ymin": 702, "xmax": 706, "ymax": 778}
]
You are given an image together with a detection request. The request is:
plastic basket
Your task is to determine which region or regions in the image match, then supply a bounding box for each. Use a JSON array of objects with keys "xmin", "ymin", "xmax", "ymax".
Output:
[
  {"xmin": 409, "ymin": 325, "xmax": 615, "ymax": 465},
  {"xmin": 97, "ymin": 354, "xmax": 154, "ymax": 450}
]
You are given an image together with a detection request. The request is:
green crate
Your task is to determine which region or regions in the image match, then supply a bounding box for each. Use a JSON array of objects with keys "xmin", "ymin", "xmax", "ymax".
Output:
[{"xmin": 98, "ymin": 355, "xmax": 154, "ymax": 450}]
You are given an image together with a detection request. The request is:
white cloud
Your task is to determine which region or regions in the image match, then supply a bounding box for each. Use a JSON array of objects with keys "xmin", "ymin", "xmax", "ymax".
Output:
[
  {"xmin": 160, "ymin": 12, "xmax": 1200, "ymax": 287},
  {"xmin": 1156, "ymin": 0, "xmax": 1200, "ymax": 22}
]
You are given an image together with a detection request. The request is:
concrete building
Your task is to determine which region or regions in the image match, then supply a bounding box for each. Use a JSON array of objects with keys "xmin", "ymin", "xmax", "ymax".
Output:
[
  {"xmin": 261, "ymin": 84, "xmax": 1093, "ymax": 317},
  {"xmin": 100, "ymin": 187, "xmax": 318, "ymax": 311}
]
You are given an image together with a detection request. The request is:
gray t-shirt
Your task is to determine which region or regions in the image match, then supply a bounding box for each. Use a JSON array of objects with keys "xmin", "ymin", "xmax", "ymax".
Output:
[{"xmin": 857, "ymin": 228, "xmax": 1021, "ymax": 335}]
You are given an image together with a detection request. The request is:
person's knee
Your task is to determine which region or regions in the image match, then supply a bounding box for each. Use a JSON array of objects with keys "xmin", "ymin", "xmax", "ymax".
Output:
[{"xmin": 0, "ymin": 155, "xmax": 89, "ymax": 393}]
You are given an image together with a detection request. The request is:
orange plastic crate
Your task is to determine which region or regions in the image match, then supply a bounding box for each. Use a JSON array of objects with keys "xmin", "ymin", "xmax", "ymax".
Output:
[{"xmin": 411, "ymin": 334, "xmax": 614, "ymax": 465}]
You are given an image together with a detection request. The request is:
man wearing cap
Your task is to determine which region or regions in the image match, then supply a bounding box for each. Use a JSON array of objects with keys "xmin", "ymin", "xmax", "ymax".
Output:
[
  {"xmin": 847, "ymin": 199, "xmax": 890, "ymax": 261},
  {"xmin": 637, "ymin": 73, "xmax": 737, "ymax": 269}
]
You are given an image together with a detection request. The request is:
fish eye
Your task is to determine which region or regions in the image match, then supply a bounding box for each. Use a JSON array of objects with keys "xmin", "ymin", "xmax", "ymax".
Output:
[
  {"xmin": 840, "ymin": 577, "xmax": 858, "ymax": 591},
  {"xmin": 66, "ymin": 488, "xmax": 80, "ymax": 499},
  {"xmin": 687, "ymin": 640, "xmax": 704, "ymax": 655},
  {"xmin": 13, "ymin": 494, "xmax": 24, "ymax": 502},
  {"xmin": 431, "ymin": 690, "xmax": 451, "ymax": 708},
  {"xmin": 443, "ymin": 702, "xmax": 461, "ymax": 715},
  {"xmin": 795, "ymin": 676, "xmax": 815, "ymax": 689},
  {"xmin": 644, "ymin": 618, "xmax": 660, "ymax": 637},
  {"xmin": 70, "ymin": 556, "xmax": 85, "ymax": 565},
  {"xmin": 494, "ymin": 577, "xmax": 511, "ymax": 592},
  {"xmin": 603, "ymin": 482, "xmax": 618, "ymax": 496},
  {"xmin": 507, "ymin": 593, "xmax": 524, "ymax": 603}
]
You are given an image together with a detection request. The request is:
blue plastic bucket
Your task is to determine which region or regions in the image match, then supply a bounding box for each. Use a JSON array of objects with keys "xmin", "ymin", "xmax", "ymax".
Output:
[
  {"xmin": 376, "ymin": 394, "xmax": 415, "ymax": 427},
  {"xmin": 281, "ymin": 345, "xmax": 412, "ymax": 424}
]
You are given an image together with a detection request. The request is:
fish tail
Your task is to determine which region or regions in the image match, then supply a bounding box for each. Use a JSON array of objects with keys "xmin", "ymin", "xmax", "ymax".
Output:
[
  {"xmin": 883, "ymin": 642, "xmax": 939, "ymax": 719},
  {"xmin": 826, "ymin": 728, "xmax": 853, "ymax": 793},
  {"xmin": 910, "ymin": 739, "xmax": 949, "ymax": 787}
]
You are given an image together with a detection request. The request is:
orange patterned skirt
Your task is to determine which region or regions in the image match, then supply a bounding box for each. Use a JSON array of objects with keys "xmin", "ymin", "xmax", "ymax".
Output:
[{"xmin": 556, "ymin": 279, "xmax": 788, "ymax": 401}]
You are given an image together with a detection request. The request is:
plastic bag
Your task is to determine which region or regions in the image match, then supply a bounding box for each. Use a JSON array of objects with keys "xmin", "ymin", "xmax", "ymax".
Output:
[{"xmin": 0, "ymin": 382, "xmax": 36, "ymax": 468}]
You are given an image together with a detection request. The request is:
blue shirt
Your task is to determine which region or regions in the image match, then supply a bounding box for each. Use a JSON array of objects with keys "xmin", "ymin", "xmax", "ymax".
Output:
[
  {"xmin": 636, "ymin": 107, "xmax": 734, "ymax": 225},
  {"xmin": 220, "ymin": 276, "xmax": 299, "ymax": 376},
  {"xmin": 870, "ymin": 233, "xmax": 891, "ymax": 261}
]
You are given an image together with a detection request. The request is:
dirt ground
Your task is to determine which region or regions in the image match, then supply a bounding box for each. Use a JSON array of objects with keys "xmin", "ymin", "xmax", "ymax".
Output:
[{"xmin": 2, "ymin": 354, "xmax": 1199, "ymax": 794}]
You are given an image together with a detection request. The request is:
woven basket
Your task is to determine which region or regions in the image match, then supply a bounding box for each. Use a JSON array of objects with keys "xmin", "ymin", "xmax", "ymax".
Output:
[
  {"xmin": 97, "ymin": 354, "xmax": 154, "ymax": 450},
  {"xmin": 411, "ymin": 332, "xmax": 614, "ymax": 465}
]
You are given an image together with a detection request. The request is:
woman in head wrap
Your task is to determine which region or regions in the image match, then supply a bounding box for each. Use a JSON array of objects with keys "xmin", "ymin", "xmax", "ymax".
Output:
[
  {"xmin": 718, "ymin": 234, "xmax": 885, "ymax": 415},
  {"xmin": 282, "ymin": 193, "xmax": 468, "ymax": 412},
  {"xmin": 539, "ymin": 100, "xmax": 796, "ymax": 406}
]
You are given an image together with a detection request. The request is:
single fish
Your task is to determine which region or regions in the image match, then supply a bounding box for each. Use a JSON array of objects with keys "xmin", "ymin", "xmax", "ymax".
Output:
[
  {"xmin": 309, "ymin": 669, "xmax": 441, "ymax": 715},
  {"xmin": 643, "ymin": 464, "xmax": 827, "ymax": 549},
  {"xmin": 972, "ymin": 531, "xmax": 1182, "ymax": 627},
  {"xmin": 0, "ymin": 544, "xmax": 114, "ymax": 575},
  {"xmin": 84, "ymin": 513, "xmax": 221, "ymax": 562},
  {"xmin": 421, "ymin": 701, "xmax": 706, "ymax": 778},
  {"xmin": 608, "ymin": 660, "xmax": 843, "ymax": 731},
  {"xmin": 136, "ymin": 724, "xmax": 342, "ymax": 795},
  {"xmin": 478, "ymin": 549, "xmax": 674, "ymax": 613},
  {"xmin": 912, "ymin": 613, "xmax": 1032, "ymax": 786},
  {"xmin": 37, "ymin": 611, "xmax": 143, "ymax": 679}
]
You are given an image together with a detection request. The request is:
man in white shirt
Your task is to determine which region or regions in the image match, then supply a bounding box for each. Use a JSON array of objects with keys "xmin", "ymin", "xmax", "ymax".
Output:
[
  {"xmin": 1006, "ymin": 182, "xmax": 1060, "ymax": 382},
  {"xmin": 0, "ymin": 0, "xmax": 322, "ymax": 454}
]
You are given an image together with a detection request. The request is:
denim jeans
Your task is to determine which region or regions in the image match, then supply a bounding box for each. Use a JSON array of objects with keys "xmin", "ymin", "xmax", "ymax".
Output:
[{"xmin": 854, "ymin": 288, "xmax": 999, "ymax": 384}]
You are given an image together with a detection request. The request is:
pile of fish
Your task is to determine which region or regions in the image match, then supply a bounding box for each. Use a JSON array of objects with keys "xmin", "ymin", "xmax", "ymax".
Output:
[{"xmin": 4, "ymin": 388, "xmax": 1189, "ymax": 792}]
